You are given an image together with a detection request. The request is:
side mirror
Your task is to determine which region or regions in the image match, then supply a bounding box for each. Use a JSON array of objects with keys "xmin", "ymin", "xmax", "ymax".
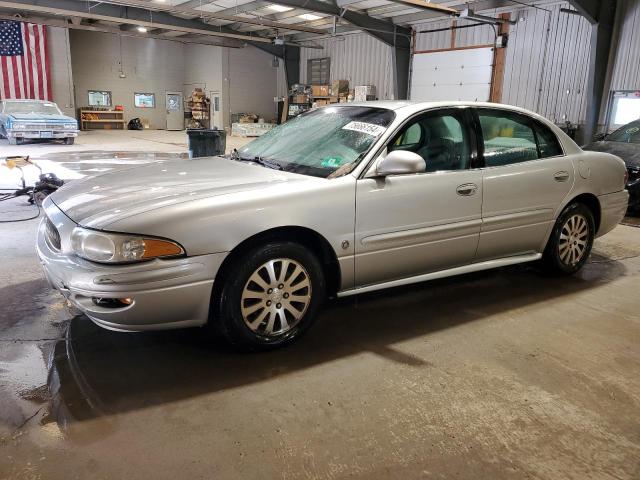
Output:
[{"xmin": 376, "ymin": 150, "xmax": 426, "ymax": 177}]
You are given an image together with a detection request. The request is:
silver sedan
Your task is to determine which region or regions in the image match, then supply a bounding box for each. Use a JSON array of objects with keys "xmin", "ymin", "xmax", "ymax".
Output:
[{"xmin": 37, "ymin": 101, "xmax": 629, "ymax": 350}]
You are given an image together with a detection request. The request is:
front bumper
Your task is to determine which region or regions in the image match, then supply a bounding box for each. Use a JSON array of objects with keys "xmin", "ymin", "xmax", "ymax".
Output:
[
  {"xmin": 37, "ymin": 200, "xmax": 227, "ymax": 332},
  {"xmin": 9, "ymin": 129, "xmax": 78, "ymax": 139}
]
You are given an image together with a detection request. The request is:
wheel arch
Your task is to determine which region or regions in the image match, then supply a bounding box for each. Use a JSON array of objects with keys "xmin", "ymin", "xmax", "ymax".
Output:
[
  {"xmin": 211, "ymin": 226, "xmax": 342, "ymax": 302},
  {"xmin": 568, "ymin": 192, "xmax": 601, "ymax": 233}
]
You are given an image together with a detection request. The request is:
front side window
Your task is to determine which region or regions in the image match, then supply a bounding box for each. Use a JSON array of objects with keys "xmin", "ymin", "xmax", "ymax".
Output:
[
  {"xmin": 389, "ymin": 112, "xmax": 470, "ymax": 172},
  {"xmin": 236, "ymin": 106, "xmax": 395, "ymax": 178}
]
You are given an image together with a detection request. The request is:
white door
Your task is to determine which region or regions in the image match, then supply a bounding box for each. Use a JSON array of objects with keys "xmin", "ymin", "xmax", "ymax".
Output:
[
  {"xmin": 410, "ymin": 47, "xmax": 494, "ymax": 102},
  {"xmin": 166, "ymin": 92, "xmax": 183, "ymax": 131},
  {"xmin": 210, "ymin": 91, "xmax": 222, "ymax": 129},
  {"xmin": 355, "ymin": 108, "xmax": 483, "ymax": 287}
]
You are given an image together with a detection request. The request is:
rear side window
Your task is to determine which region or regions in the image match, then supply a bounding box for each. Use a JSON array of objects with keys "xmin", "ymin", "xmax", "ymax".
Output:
[
  {"xmin": 534, "ymin": 123, "xmax": 563, "ymax": 157},
  {"xmin": 478, "ymin": 110, "xmax": 563, "ymax": 167}
]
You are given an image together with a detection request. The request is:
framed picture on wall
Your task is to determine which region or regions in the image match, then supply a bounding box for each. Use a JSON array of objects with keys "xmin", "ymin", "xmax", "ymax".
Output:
[
  {"xmin": 88, "ymin": 90, "xmax": 112, "ymax": 107},
  {"xmin": 134, "ymin": 93, "xmax": 156, "ymax": 108}
]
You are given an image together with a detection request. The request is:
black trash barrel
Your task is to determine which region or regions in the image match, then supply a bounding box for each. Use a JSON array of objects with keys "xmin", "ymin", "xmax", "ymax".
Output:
[{"xmin": 187, "ymin": 128, "xmax": 227, "ymax": 158}]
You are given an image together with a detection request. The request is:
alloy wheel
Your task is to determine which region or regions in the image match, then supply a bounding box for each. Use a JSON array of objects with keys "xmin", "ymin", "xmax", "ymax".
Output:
[
  {"xmin": 558, "ymin": 214, "xmax": 589, "ymax": 266},
  {"xmin": 241, "ymin": 258, "xmax": 312, "ymax": 336}
]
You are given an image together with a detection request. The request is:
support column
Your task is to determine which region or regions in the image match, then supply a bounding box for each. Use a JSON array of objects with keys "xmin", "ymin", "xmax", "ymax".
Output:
[{"xmin": 581, "ymin": 1, "xmax": 617, "ymax": 143}]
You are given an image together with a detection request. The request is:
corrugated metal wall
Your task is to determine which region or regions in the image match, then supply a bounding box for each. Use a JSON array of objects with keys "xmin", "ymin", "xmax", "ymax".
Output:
[
  {"xmin": 299, "ymin": 33, "xmax": 395, "ymax": 99},
  {"xmin": 502, "ymin": 2, "xmax": 591, "ymax": 125},
  {"xmin": 610, "ymin": 0, "xmax": 640, "ymax": 91},
  {"xmin": 413, "ymin": 2, "xmax": 592, "ymax": 124}
]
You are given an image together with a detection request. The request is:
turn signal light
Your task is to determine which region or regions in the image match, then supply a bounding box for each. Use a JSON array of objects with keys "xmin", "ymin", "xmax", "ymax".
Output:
[{"xmin": 142, "ymin": 238, "xmax": 184, "ymax": 258}]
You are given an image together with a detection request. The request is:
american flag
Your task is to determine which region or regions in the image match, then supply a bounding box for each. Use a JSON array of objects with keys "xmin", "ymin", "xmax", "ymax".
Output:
[{"xmin": 0, "ymin": 21, "xmax": 52, "ymax": 101}]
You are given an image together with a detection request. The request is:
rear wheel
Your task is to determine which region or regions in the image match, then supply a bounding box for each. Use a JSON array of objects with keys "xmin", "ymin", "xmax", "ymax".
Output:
[
  {"xmin": 64, "ymin": 137, "xmax": 75, "ymax": 145},
  {"xmin": 542, "ymin": 202, "xmax": 595, "ymax": 275},
  {"xmin": 8, "ymin": 137, "xmax": 19, "ymax": 145},
  {"xmin": 212, "ymin": 241, "xmax": 326, "ymax": 350}
]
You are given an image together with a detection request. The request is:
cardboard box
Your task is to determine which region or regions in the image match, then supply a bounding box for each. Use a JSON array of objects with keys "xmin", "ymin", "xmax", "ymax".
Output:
[
  {"xmin": 312, "ymin": 85, "xmax": 330, "ymax": 97},
  {"xmin": 329, "ymin": 96, "xmax": 339, "ymax": 103},
  {"xmin": 354, "ymin": 85, "xmax": 376, "ymax": 101},
  {"xmin": 315, "ymin": 99, "xmax": 330, "ymax": 106},
  {"xmin": 331, "ymin": 80, "xmax": 349, "ymax": 96},
  {"xmin": 292, "ymin": 94, "xmax": 309, "ymax": 104}
]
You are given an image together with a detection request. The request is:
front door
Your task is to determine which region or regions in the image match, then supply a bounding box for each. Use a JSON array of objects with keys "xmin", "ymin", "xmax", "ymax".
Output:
[
  {"xmin": 166, "ymin": 92, "xmax": 183, "ymax": 131},
  {"xmin": 210, "ymin": 91, "xmax": 222, "ymax": 129},
  {"xmin": 473, "ymin": 108, "xmax": 575, "ymax": 260},
  {"xmin": 354, "ymin": 108, "xmax": 483, "ymax": 287}
]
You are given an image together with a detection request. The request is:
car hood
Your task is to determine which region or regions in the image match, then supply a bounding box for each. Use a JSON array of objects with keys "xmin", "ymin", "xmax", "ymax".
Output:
[
  {"xmin": 583, "ymin": 141, "xmax": 640, "ymax": 168},
  {"xmin": 9, "ymin": 113, "xmax": 75, "ymax": 122},
  {"xmin": 51, "ymin": 157, "xmax": 314, "ymax": 227}
]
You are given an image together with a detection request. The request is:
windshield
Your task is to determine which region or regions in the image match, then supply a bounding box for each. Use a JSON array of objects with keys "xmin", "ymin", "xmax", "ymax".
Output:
[
  {"xmin": 236, "ymin": 106, "xmax": 396, "ymax": 178},
  {"xmin": 3, "ymin": 101, "xmax": 62, "ymax": 116},
  {"xmin": 607, "ymin": 120, "xmax": 640, "ymax": 144}
]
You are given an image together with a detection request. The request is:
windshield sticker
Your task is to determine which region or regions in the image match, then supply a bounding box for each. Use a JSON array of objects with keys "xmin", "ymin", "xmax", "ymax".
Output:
[
  {"xmin": 342, "ymin": 121, "xmax": 386, "ymax": 137},
  {"xmin": 625, "ymin": 126, "xmax": 639, "ymax": 135},
  {"xmin": 321, "ymin": 156, "xmax": 345, "ymax": 168}
]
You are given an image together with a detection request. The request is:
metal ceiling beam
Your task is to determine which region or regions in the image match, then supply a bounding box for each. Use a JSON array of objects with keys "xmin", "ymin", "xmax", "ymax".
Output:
[
  {"xmin": 385, "ymin": 0, "xmax": 458, "ymax": 15},
  {"xmin": 0, "ymin": 0, "xmax": 323, "ymax": 48},
  {"xmin": 74, "ymin": 0, "xmax": 327, "ymax": 34},
  {"xmin": 389, "ymin": 0, "xmax": 506, "ymax": 24}
]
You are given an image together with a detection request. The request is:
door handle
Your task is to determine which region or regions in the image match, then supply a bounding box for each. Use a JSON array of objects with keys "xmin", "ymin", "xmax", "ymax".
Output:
[
  {"xmin": 456, "ymin": 183, "xmax": 478, "ymax": 196},
  {"xmin": 554, "ymin": 171, "xmax": 570, "ymax": 182}
]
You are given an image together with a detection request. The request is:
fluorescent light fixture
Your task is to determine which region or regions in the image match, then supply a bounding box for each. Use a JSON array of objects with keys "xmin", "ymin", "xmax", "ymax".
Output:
[
  {"xmin": 268, "ymin": 4, "xmax": 294, "ymax": 12},
  {"xmin": 298, "ymin": 13, "xmax": 321, "ymax": 20},
  {"xmin": 137, "ymin": 26, "xmax": 148, "ymax": 32}
]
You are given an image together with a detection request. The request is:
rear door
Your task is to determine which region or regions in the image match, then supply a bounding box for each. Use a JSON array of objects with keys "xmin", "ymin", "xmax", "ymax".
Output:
[
  {"xmin": 354, "ymin": 108, "xmax": 483, "ymax": 287},
  {"xmin": 473, "ymin": 108, "xmax": 574, "ymax": 260}
]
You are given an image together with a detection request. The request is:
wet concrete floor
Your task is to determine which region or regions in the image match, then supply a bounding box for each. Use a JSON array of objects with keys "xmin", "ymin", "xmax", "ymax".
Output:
[{"xmin": 1, "ymin": 155, "xmax": 640, "ymax": 479}]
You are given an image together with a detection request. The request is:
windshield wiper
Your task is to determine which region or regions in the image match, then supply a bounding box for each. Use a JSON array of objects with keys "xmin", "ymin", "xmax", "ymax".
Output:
[{"xmin": 231, "ymin": 149, "xmax": 283, "ymax": 170}]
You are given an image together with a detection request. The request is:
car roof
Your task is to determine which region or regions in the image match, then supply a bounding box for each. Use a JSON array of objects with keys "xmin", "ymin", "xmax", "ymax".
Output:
[{"xmin": 334, "ymin": 100, "xmax": 543, "ymax": 116}]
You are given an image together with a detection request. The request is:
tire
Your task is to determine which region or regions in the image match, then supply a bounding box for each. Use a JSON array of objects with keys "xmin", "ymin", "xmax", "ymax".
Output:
[
  {"xmin": 64, "ymin": 137, "xmax": 75, "ymax": 145},
  {"xmin": 541, "ymin": 202, "xmax": 595, "ymax": 275},
  {"xmin": 212, "ymin": 241, "xmax": 326, "ymax": 351},
  {"xmin": 8, "ymin": 137, "xmax": 18, "ymax": 145}
]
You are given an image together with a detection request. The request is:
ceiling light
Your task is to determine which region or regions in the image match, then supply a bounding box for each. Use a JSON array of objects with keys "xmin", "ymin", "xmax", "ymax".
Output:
[
  {"xmin": 268, "ymin": 4, "xmax": 294, "ymax": 12},
  {"xmin": 298, "ymin": 13, "xmax": 321, "ymax": 20},
  {"xmin": 137, "ymin": 26, "xmax": 148, "ymax": 32}
]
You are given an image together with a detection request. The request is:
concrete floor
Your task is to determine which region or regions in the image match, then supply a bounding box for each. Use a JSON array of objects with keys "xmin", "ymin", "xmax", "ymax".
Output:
[{"xmin": 1, "ymin": 149, "xmax": 640, "ymax": 479}]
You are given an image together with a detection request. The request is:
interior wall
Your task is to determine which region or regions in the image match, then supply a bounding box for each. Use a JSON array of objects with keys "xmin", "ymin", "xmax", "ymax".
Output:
[
  {"xmin": 228, "ymin": 46, "xmax": 278, "ymax": 122},
  {"xmin": 300, "ymin": 33, "xmax": 395, "ymax": 100},
  {"xmin": 183, "ymin": 42, "xmax": 224, "ymax": 127},
  {"xmin": 69, "ymin": 30, "xmax": 185, "ymax": 129},
  {"xmin": 47, "ymin": 26, "xmax": 75, "ymax": 117}
]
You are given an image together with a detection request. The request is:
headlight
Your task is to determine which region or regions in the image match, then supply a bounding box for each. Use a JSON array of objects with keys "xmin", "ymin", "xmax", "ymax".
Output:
[
  {"xmin": 63, "ymin": 123, "xmax": 77, "ymax": 130},
  {"xmin": 71, "ymin": 227, "xmax": 184, "ymax": 263},
  {"xmin": 11, "ymin": 123, "xmax": 27, "ymax": 130}
]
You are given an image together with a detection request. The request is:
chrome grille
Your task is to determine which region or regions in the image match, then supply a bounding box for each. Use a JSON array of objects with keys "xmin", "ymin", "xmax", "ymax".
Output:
[
  {"xmin": 23, "ymin": 123, "xmax": 66, "ymax": 130},
  {"xmin": 45, "ymin": 218, "xmax": 61, "ymax": 251}
]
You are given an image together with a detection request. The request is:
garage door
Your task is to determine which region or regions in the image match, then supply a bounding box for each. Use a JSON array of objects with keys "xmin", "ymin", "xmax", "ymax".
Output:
[{"xmin": 410, "ymin": 47, "xmax": 494, "ymax": 102}]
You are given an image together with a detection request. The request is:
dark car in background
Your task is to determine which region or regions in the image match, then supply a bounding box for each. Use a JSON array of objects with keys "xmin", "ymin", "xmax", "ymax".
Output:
[{"xmin": 584, "ymin": 119, "xmax": 640, "ymax": 213}]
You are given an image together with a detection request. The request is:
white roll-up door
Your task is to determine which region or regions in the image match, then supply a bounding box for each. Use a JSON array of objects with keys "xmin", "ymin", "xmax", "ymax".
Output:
[{"xmin": 410, "ymin": 47, "xmax": 494, "ymax": 102}]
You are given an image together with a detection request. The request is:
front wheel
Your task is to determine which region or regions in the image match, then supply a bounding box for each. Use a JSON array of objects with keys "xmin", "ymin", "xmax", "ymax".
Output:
[
  {"xmin": 212, "ymin": 242, "xmax": 326, "ymax": 350},
  {"xmin": 542, "ymin": 202, "xmax": 595, "ymax": 275},
  {"xmin": 64, "ymin": 137, "xmax": 75, "ymax": 145}
]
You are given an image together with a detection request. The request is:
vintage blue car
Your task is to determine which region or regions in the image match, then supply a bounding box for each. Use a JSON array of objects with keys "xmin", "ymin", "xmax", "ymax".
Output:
[{"xmin": 0, "ymin": 99, "xmax": 78, "ymax": 145}]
